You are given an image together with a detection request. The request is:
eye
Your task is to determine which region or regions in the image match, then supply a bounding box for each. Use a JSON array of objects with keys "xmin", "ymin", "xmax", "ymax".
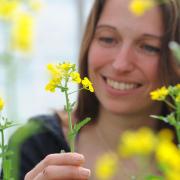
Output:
[
  {"xmin": 96, "ymin": 35, "xmax": 118, "ymax": 47},
  {"xmin": 140, "ymin": 44, "xmax": 161, "ymax": 55}
]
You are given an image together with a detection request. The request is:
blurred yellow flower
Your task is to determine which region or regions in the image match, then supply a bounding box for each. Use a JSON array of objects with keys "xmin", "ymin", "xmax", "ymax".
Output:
[
  {"xmin": 82, "ymin": 77, "xmax": 94, "ymax": 92},
  {"xmin": 0, "ymin": 97, "xmax": 4, "ymax": 111},
  {"xmin": 95, "ymin": 152, "xmax": 118, "ymax": 180},
  {"xmin": 150, "ymin": 86, "xmax": 169, "ymax": 101},
  {"xmin": 156, "ymin": 140, "xmax": 180, "ymax": 171},
  {"xmin": 28, "ymin": 0, "xmax": 43, "ymax": 12},
  {"xmin": 157, "ymin": 129, "xmax": 174, "ymax": 142},
  {"xmin": 165, "ymin": 169, "xmax": 180, "ymax": 180},
  {"xmin": 118, "ymin": 127, "xmax": 156, "ymax": 157},
  {"xmin": 129, "ymin": 0, "xmax": 156, "ymax": 16},
  {"xmin": 0, "ymin": 0, "xmax": 19, "ymax": 20},
  {"xmin": 11, "ymin": 11, "xmax": 34, "ymax": 52},
  {"xmin": 176, "ymin": 84, "xmax": 180, "ymax": 89},
  {"xmin": 176, "ymin": 94, "xmax": 180, "ymax": 103}
]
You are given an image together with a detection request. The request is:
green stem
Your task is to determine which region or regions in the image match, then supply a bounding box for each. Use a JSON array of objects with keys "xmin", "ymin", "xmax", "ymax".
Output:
[
  {"xmin": 64, "ymin": 79, "xmax": 75, "ymax": 152},
  {"xmin": 0, "ymin": 129, "xmax": 6, "ymax": 179},
  {"xmin": 177, "ymin": 112, "xmax": 180, "ymax": 148},
  {"xmin": 68, "ymin": 88, "xmax": 84, "ymax": 95}
]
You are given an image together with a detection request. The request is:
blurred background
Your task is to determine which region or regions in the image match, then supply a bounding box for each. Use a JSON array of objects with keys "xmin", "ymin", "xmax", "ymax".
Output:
[{"xmin": 0, "ymin": 0, "xmax": 94, "ymax": 133}]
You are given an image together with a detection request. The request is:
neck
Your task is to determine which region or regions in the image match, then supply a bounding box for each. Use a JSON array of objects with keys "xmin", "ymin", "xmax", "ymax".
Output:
[{"xmin": 95, "ymin": 105, "xmax": 162, "ymax": 150}]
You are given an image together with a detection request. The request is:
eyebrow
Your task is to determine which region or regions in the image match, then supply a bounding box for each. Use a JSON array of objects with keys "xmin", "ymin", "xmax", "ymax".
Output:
[
  {"xmin": 142, "ymin": 34, "xmax": 163, "ymax": 40},
  {"xmin": 96, "ymin": 24, "xmax": 116, "ymax": 31},
  {"xmin": 96, "ymin": 25, "xmax": 163, "ymax": 40}
]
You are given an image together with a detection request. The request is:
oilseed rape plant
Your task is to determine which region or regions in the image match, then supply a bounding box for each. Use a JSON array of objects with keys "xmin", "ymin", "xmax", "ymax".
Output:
[
  {"xmin": 0, "ymin": 96, "xmax": 18, "ymax": 180},
  {"xmin": 150, "ymin": 84, "xmax": 180, "ymax": 145},
  {"xmin": 45, "ymin": 62, "xmax": 94, "ymax": 152}
]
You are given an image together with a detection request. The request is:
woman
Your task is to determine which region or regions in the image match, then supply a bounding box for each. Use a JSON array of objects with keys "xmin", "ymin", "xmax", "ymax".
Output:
[{"xmin": 9, "ymin": 0, "xmax": 180, "ymax": 179}]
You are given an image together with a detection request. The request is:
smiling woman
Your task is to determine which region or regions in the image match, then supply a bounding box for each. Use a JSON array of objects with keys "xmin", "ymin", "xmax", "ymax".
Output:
[{"xmin": 6, "ymin": 0, "xmax": 180, "ymax": 179}]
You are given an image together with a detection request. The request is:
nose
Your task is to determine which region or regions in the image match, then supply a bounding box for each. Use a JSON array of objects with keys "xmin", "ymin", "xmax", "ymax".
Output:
[{"xmin": 112, "ymin": 44, "xmax": 135, "ymax": 73}]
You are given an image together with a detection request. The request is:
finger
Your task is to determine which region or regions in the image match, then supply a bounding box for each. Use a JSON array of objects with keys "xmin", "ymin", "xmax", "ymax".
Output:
[
  {"xmin": 41, "ymin": 165, "xmax": 90, "ymax": 180},
  {"xmin": 25, "ymin": 153, "xmax": 85, "ymax": 179}
]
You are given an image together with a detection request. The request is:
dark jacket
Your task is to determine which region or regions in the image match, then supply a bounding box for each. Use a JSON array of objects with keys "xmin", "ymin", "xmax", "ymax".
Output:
[{"xmin": 7, "ymin": 113, "xmax": 70, "ymax": 180}]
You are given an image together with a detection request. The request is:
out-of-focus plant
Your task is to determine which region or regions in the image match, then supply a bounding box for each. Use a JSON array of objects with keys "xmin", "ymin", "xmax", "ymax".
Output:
[
  {"xmin": 0, "ymin": 0, "xmax": 43, "ymax": 120},
  {"xmin": 129, "ymin": 0, "xmax": 166, "ymax": 16},
  {"xmin": 0, "ymin": 96, "xmax": 18, "ymax": 180},
  {"xmin": 45, "ymin": 62, "xmax": 94, "ymax": 152},
  {"xmin": 95, "ymin": 128, "xmax": 180, "ymax": 180},
  {"xmin": 150, "ymin": 84, "xmax": 180, "ymax": 145}
]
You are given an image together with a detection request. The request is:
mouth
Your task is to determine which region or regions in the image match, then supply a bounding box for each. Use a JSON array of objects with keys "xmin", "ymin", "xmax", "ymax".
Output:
[{"xmin": 104, "ymin": 77, "xmax": 141, "ymax": 91}]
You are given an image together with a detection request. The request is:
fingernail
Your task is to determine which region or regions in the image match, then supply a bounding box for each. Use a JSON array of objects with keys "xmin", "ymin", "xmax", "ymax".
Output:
[{"xmin": 79, "ymin": 168, "xmax": 91, "ymax": 178}]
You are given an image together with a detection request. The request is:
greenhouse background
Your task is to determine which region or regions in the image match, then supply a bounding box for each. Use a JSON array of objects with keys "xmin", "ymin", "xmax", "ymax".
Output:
[{"xmin": 0, "ymin": 0, "xmax": 94, "ymax": 137}]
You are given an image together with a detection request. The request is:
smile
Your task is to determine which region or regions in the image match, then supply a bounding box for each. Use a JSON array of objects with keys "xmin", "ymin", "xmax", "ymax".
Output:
[{"xmin": 106, "ymin": 78, "xmax": 139, "ymax": 90}]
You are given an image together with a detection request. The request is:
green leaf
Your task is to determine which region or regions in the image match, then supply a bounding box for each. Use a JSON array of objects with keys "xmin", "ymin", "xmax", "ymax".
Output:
[
  {"xmin": 70, "ymin": 101, "xmax": 76, "ymax": 108},
  {"xmin": 150, "ymin": 115, "xmax": 168, "ymax": 123},
  {"xmin": 74, "ymin": 117, "xmax": 91, "ymax": 133}
]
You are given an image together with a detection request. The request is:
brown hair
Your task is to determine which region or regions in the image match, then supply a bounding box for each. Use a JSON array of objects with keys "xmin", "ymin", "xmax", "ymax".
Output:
[{"xmin": 75, "ymin": 0, "xmax": 180, "ymax": 121}]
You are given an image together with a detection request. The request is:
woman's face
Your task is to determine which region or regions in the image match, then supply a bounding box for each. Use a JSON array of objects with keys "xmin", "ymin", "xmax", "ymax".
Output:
[{"xmin": 88, "ymin": 0, "xmax": 164, "ymax": 116}]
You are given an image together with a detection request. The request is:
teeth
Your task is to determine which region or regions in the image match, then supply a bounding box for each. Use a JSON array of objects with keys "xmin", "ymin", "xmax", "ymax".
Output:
[{"xmin": 106, "ymin": 78, "xmax": 138, "ymax": 90}]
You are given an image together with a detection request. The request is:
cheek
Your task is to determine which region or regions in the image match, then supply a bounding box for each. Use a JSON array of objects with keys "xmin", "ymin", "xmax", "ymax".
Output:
[
  {"xmin": 88, "ymin": 43, "xmax": 112, "ymax": 74},
  {"xmin": 141, "ymin": 59, "xmax": 161, "ymax": 84},
  {"xmin": 87, "ymin": 44, "xmax": 104, "ymax": 75}
]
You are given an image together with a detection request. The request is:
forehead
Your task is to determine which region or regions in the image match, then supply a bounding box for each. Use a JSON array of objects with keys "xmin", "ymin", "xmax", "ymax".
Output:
[{"xmin": 98, "ymin": 0, "xmax": 164, "ymax": 37}]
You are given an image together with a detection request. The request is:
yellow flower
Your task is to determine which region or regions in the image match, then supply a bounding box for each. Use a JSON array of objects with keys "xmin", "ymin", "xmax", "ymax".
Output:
[
  {"xmin": 0, "ymin": 0, "xmax": 19, "ymax": 20},
  {"xmin": 60, "ymin": 62, "xmax": 74, "ymax": 72},
  {"xmin": 156, "ymin": 140, "xmax": 180, "ymax": 171},
  {"xmin": 81, "ymin": 77, "xmax": 94, "ymax": 92},
  {"xmin": 70, "ymin": 72, "xmax": 81, "ymax": 84},
  {"xmin": 129, "ymin": 0, "xmax": 156, "ymax": 16},
  {"xmin": 47, "ymin": 63, "xmax": 63, "ymax": 79},
  {"xmin": 0, "ymin": 97, "xmax": 4, "ymax": 111},
  {"xmin": 45, "ymin": 79, "xmax": 59, "ymax": 92},
  {"xmin": 95, "ymin": 152, "xmax": 118, "ymax": 180},
  {"xmin": 150, "ymin": 86, "xmax": 169, "ymax": 101},
  {"xmin": 118, "ymin": 127, "xmax": 156, "ymax": 157},
  {"xmin": 11, "ymin": 11, "xmax": 34, "ymax": 52}
]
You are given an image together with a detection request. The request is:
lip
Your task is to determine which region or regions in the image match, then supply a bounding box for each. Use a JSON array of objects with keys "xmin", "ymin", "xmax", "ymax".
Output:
[{"xmin": 101, "ymin": 75, "xmax": 143, "ymax": 96}]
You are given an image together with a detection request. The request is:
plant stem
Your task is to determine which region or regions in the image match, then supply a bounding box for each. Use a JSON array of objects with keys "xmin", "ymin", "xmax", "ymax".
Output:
[
  {"xmin": 0, "ymin": 129, "xmax": 6, "ymax": 179},
  {"xmin": 177, "ymin": 112, "xmax": 180, "ymax": 148},
  {"xmin": 64, "ymin": 79, "xmax": 75, "ymax": 152},
  {"xmin": 164, "ymin": 100, "xmax": 176, "ymax": 110},
  {"xmin": 68, "ymin": 88, "xmax": 84, "ymax": 95}
]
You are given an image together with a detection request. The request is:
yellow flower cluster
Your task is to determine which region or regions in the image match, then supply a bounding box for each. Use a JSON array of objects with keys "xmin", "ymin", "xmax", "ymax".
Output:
[
  {"xmin": 0, "ymin": 97, "xmax": 4, "ymax": 111},
  {"xmin": 45, "ymin": 62, "xmax": 94, "ymax": 93},
  {"xmin": 150, "ymin": 86, "xmax": 169, "ymax": 101},
  {"xmin": 118, "ymin": 127, "xmax": 156, "ymax": 157},
  {"xmin": 129, "ymin": 0, "xmax": 156, "ymax": 16},
  {"xmin": 95, "ymin": 152, "xmax": 118, "ymax": 180},
  {"xmin": 95, "ymin": 127, "xmax": 180, "ymax": 179}
]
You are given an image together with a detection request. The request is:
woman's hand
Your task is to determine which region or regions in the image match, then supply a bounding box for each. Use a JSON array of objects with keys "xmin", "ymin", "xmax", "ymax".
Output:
[{"xmin": 25, "ymin": 152, "xmax": 91, "ymax": 180}]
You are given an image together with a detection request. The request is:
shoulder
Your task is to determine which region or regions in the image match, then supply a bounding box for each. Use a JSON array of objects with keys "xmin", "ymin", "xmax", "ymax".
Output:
[
  {"xmin": 8, "ymin": 113, "xmax": 70, "ymax": 179},
  {"xmin": 9, "ymin": 113, "xmax": 70, "ymax": 153}
]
